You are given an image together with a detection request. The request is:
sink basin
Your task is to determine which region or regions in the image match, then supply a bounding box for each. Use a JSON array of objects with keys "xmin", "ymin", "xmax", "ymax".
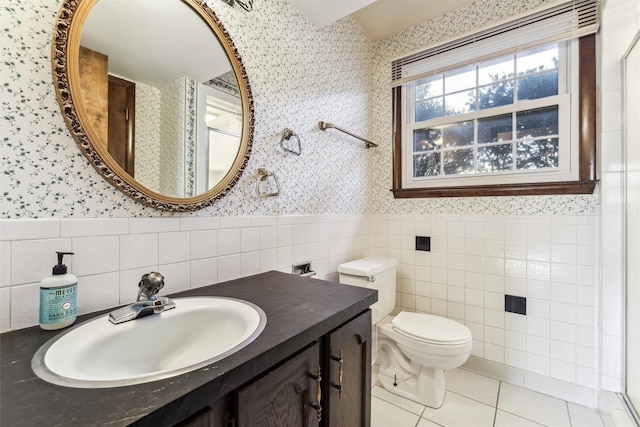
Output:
[{"xmin": 32, "ymin": 297, "xmax": 266, "ymax": 388}]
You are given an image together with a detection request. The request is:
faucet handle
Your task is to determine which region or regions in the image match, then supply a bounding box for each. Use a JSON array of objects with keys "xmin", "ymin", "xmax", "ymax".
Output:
[{"xmin": 137, "ymin": 272, "xmax": 165, "ymax": 301}]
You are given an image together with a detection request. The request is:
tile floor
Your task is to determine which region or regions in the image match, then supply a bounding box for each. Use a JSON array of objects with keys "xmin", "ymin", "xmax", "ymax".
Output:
[{"xmin": 371, "ymin": 368, "xmax": 606, "ymax": 427}]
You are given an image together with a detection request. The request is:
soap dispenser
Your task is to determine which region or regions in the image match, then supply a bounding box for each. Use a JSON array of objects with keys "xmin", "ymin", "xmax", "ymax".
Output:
[{"xmin": 39, "ymin": 251, "xmax": 77, "ymax": 330}]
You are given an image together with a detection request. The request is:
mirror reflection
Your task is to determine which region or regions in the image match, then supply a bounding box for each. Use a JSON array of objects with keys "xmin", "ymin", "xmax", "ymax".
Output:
[{"xmin": 79, "ymin": 0, "xmax": 242, "ymax": 198}]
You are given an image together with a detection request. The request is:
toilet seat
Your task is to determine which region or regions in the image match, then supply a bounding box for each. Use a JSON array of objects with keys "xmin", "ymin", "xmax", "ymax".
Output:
[{"xmin": 391, "ymin": 312, "xmax": 472, "ymax": 345}]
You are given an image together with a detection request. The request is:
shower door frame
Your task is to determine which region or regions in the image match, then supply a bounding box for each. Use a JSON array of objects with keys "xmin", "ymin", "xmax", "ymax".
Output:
[{"xmin": 623, "ymin": 28, "xmax": 640, "ymax": 424}]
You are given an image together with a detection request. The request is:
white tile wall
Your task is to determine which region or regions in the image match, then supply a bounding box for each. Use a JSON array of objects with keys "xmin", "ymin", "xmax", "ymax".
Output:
[
  {"xmin": 0, "ymin": 215, "xmax": 369, "ymax": 331},
  {"xmin": 364, "ymin": 213, "xmax": 600, "ymax": 401},
  {"xmin": 1, "ymin": 213, "xmax": 599, "ymax": 403},
  {"xmin": 120, "ymin": 234, "xmax": 158, "ymax": 270},
  {"xmin": 599, "ymin": 0, "xmax": 640, "ymax": 392}
]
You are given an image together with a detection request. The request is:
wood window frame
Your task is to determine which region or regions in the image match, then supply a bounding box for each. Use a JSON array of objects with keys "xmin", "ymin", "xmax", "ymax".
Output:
[{"xmin": 391, "ymin": 34, "xmax": 597, "ymax": 198}]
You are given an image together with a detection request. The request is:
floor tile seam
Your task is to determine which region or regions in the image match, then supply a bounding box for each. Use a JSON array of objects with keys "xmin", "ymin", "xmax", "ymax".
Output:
[
  {"xmin": 496, "ymin": 406, "xmax": 562, "ymax": 427},
  {"xmin": 563, "ymin": 399, "xmax": 572, "ymax": 427},
  {"xmin": 371, "ymin": 394, "xmax": 426, "ymax": 418},
  {"xmin": 457, "ymin": 367, "xmax": 578, "ymax": 414},
  {"xmin": 495, "ymin": 382, "xmax": 573, "ymax": 427},
  {"xmin": 493, "ymin": 377, "xmax": 564, "ymax": 427},
  {"xmin": 451, "ymin": 367, "xmax": 502, "ymax": 404},
  {"xmin": 419, "ymin": 393, "xmax": 498, "ymax": 427},
  {"xmin": 418, "ymin": 404, "xmax": 427, "ymax": 419},
  {"xmin": 374, "ymin": 378, "xmax": 567, "ymax": 425},
  {"xmin": 494, "ymin": 380, "xmax": 560, "ymax": 427},
  {"xmin": 417, "ymin": 415, "xmax": 445, "ymax": 427},
  {"xmin": 372, "ymin": 388, "xmax": 498, "ymax": 419},
  {"xmin": 446, "ymin": 388, "xmax": 499, "ymax": 410},
  {"xmin": 416, "ymin": 389, "xmax": 500, "ymax": 427},
  {"xmin": 492, "ymin": 381, "xmax": 502, "ymax": 427}
]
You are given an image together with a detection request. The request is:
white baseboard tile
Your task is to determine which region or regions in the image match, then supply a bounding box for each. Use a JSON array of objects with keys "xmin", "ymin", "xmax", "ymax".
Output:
[
  {"xmin": 525, "ymin": 370, "xmax": 599, "ymax": 408},
  {"xmin": 463, "ymin": 355, "xmax": 526, "ymax": 387},
  {"xmin": 463, "ymin": 355, "xmax": 599, "ymax": 408}
]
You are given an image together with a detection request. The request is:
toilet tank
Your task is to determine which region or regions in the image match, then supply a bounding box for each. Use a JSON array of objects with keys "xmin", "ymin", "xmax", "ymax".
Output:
[{"xmin": 338, "ymin": 257, "xmax": 398, "ymax": 324}]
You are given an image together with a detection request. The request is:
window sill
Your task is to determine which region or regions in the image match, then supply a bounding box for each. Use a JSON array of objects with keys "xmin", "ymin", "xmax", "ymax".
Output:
[{"xmin": 391, "ymin": 180, "xmax": 597, "ymax": 198}]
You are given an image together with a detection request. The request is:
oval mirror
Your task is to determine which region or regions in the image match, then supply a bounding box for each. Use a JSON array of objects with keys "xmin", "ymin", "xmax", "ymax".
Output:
[{"xmin": 52, "ymin": 0, "xmax": 254, "ymax": 211}]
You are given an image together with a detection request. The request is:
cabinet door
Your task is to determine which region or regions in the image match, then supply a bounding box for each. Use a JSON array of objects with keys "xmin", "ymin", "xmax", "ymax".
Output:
[
  {"xmin": 78, "ymin": 46, "xmax": 108, "ymax": 148},
  {"xmin": 234, "ymin": 342, "xmax": 322, "ymax": 427},
  {"xmin": 324, "ymin": 310, "xmax": 372, "ymax": 427},
  {"xmin": 174, "ymin": 396, "xmax": 229, "ymax": 426}
]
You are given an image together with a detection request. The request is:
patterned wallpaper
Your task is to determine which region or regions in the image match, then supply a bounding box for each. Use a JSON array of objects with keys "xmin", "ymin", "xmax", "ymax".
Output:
[
  {"xmin": 133, "ymin": 76, "xmax": 197, "ymax": 197},
  {"xmin": 366, "ymin": 0, "xmax": 599, "ymax": 216},
  {"xmin": 0, "ymin": 0, "xmax": 598, "ymax": 218},
  {"xmin": 0, "ymin": 0, "xmax": 372, "ymax": 218},
  {"xmin": 159, "ymin": 77, "xmax": 186, "ymax": 198},
  {"xmin": 135, "ymin": 83, "xmax": 162, "ymax": 192}
]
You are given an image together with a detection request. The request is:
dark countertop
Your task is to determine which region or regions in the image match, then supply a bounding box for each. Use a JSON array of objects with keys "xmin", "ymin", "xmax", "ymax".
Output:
[{"xmin": 1, "ymin": 271, "xmax": 377, "ymax": 426}]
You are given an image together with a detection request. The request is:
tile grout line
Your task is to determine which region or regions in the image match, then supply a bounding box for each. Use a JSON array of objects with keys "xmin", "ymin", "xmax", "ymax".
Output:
[
  {"xmin": 371, "ymin": 393, "xmax": 425, "ymax": 420},
  {"xmin": 416, "ymin": 398, "xmax": 426, "ymax": 419},
  {"xmin": 493, "ymin": 380, "xmax": 502, "ymax": 427},
  {"xmin": 417, "ymin": 401, "xmax": 427, "ymax": 425},
  {"xmin": 373, "ymin": 370, "xmax": 604, "ymax": 427}
]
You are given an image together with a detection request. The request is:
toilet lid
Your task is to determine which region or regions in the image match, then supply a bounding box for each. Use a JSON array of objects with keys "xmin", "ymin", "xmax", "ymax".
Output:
[
  {"xmin": 338, "ymin": 256, "xmax": 398, "ymax": 277},
  {"xmin": 392, "ymin": 312, "xmax": 472, "ymax": 345}
]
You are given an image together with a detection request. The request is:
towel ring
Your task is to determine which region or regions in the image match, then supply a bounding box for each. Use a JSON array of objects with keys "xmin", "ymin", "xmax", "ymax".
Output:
[
  {"xmin": 279, "ymin": 128, "xmax": 302, "ymax": 156},
  {"xmin": 253, "ymin": 168, "xmax": 280, "ymax": 198}
]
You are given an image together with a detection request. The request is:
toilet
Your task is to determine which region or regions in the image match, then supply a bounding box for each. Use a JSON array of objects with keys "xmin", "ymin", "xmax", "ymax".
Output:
[{"xmin": 338, "ymin": 256, "xmax": 472, "ymax": 408}]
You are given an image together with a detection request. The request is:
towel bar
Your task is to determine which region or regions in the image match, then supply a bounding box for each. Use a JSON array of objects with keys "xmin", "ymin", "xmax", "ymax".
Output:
[{"xmin": 318, "ymin": 121, "xmax": 378, "ymax": 148}]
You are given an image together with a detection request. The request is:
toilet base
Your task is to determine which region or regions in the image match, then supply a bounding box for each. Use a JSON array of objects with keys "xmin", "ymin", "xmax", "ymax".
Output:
[{"xmin": 378, "ymin": 364, "xmax": 446, "ymax": 408}]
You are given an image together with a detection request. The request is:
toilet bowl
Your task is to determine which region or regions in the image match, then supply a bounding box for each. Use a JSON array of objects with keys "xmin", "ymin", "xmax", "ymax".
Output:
[
  {"xmin": 376, "ymin": 312, "xmax": 472, "ymax": 407},
  {"xmin": 338, "ymin": 256, "xmax": 472, "ymax": 408}
]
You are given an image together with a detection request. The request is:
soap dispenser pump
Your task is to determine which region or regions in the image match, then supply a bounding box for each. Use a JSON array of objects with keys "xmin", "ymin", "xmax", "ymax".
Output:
[{"xmin": 39, "ymin": 251, "xmax": 77, "ymax": 330}]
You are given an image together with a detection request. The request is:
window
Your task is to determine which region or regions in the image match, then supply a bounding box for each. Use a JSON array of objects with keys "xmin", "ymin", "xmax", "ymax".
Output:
[
  {"xmin": 391, "ymin": 1, "xmax": 598, "ymax": 198},
  {"xmin": 406, "ymin": 42, "xmax": 569, "ymax": 186}
]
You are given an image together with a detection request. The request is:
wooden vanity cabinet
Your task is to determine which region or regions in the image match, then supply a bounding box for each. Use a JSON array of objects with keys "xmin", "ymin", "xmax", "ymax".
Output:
[
  {"xmin": 323, "ymin": 309, "xmax": 372, "ymax": 427},
  {"xmin": 235, "ymin": 342, "xmax": 322, "ymax": 427},
  {"xmin": 178, "ymin": 310, "xmax": 372, "ymax": 427},
  {"xmin": 234, "ymin": 309, "xmax": 372, "ymax": 427}
]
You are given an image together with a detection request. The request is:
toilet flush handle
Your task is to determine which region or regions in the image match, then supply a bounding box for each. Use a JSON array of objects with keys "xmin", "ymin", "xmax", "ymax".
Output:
[{"xmin": 368, "ymin": 275, "xmax": 376, "ymax": 282}]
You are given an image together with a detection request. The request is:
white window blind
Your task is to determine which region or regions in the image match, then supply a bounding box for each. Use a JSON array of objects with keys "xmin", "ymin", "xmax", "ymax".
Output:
[{"xmin": 391, "ymin": 0, "xmax": 600, "ymax": 87}]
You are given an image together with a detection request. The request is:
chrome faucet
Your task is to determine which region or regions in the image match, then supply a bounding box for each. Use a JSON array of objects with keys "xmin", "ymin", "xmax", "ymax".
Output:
[{"xmin": 108, "ymin": 272, "xmax": 176, "ymax": 324}]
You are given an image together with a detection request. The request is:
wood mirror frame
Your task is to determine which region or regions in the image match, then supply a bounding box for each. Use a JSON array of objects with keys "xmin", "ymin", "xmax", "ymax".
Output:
[{"xmin": 52, "ymin": 0, "xmax": 254, "ymax": 212}]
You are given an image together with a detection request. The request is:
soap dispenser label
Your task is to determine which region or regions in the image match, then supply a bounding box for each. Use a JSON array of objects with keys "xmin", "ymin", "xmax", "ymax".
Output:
[{"xmin": 39, "ymin": 285, "xmax": 77, "ymax": 324}]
